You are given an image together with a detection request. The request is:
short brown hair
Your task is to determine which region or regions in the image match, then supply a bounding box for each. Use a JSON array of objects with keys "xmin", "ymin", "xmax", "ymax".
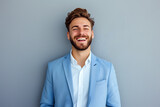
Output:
[{"xmin": 65, "ymin": 8, "xmax": 94, "ymax": 31}]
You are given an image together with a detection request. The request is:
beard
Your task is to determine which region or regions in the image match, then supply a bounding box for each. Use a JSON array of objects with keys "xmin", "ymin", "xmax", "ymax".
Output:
[{"xmin": 69, "ymin": 34, "xmax": 93, "ymax": 51}]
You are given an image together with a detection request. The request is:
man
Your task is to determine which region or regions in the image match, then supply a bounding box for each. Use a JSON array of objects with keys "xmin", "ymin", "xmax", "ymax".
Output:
[{"xmin": 40, "ymin": 8, "xmax": 121, "ymax": 107}]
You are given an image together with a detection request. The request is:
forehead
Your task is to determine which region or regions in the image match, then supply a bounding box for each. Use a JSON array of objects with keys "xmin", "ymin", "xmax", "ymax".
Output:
[{"xmin": 69, "ymin": 17, "xmax": 91, "ymax": 28}]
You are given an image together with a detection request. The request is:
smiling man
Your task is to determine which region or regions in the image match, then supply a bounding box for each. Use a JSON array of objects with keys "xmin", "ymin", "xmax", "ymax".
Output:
[{"xmin": 40, "ymin": 8, "xmax": 121, "ymax": 107}]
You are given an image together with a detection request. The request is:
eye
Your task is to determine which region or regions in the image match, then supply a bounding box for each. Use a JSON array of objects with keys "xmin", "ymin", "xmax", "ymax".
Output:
[
  {"xmin": 84, "ymin": 28, "xmax": 89, "ymax": 30},
  {"xmin": 72, "ymin": 28, "xmax": 78, "ymax": 31},
  {"xmin": 73, "ymin": 29, "xmax": 78, "ymax": 30}
]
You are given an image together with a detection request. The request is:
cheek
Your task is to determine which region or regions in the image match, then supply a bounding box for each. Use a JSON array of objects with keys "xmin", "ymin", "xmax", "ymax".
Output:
[
  {"xmin": 73, "ymin": 31, "xmax": 79, "ymax": 35},
  {"xmin": 71, "ymin": 33, "xmax": 80, "ymax": 39}
]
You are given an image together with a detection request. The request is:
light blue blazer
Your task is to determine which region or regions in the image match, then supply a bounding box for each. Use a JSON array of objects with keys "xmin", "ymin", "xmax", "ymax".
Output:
[{"xmin": 40, "ymin": 53, "xmax": 121, "ymax": 107}]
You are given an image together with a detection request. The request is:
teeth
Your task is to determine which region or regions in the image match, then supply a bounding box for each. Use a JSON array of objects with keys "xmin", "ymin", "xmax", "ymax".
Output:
[{"xmin": 77, "ymin": 38, "xmax": 86, "ymax": 41}]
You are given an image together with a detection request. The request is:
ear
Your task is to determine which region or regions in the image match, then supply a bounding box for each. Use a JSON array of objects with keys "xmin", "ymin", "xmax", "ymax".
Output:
[
  {"xmin": 67, "ymin": 32, "xmax": 70, "ymax": 40},
  {"xmin": 91, "ymin": 30, "xmax": 94, "ymax": 39}
]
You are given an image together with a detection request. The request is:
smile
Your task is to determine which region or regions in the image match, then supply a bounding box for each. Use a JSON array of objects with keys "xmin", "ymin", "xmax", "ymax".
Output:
[{"xmin": 76, "ymin": 37, "xmax": 87, "ymax": 41}]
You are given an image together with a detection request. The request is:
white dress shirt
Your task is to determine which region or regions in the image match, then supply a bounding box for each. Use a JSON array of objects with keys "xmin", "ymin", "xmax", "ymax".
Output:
[{"xmin": 70, "ymin": 51, "xmax": 91, "ymax": 107}]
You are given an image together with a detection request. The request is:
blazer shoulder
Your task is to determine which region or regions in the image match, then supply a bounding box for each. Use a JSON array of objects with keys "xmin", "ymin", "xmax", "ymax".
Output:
[{"xmin": 95, "ymin": 55, "xmax": 113, "ymax": 68}]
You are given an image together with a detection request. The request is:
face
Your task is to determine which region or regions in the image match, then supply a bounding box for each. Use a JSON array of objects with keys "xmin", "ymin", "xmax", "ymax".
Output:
[{"xmin": 67, "ymin": 17, "xmax": 94, "ymax": 51}]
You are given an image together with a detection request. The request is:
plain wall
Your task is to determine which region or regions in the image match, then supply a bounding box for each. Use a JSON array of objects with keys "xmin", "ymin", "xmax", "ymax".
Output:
[{"xmin": 0, "ymin": 0, "xmax": 160, "ymax": 107}]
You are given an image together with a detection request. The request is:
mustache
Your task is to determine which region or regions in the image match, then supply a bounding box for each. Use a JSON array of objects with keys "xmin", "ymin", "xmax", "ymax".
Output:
[{"xmin": 73, "ymin": 35, "xmax": 89, "ymax": 39}]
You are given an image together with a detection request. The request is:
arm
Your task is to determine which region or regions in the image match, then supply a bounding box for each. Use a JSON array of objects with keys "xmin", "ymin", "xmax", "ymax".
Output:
[
  {"xmin": 40, "ymin": 65, "xmax": 54, "ymax": 107},
  {"xmin": 106, "ymin": 64, "xmax": 121, "ymax": 107}
]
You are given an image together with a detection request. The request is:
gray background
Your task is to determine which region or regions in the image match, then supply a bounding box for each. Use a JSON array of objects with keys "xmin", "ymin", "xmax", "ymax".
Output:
[{"xmin": 0, "ymin": 0, "xmax": 160, "ymax": 107}]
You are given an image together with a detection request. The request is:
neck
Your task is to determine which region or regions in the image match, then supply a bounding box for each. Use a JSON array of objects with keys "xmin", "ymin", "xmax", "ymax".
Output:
[{"xmin": 71, "ymin": 46, "xmax": 91, "ymax": 67}]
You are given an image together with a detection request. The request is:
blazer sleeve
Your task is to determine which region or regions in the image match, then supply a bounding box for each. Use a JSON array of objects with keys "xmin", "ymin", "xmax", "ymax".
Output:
[
  {"xmin": 106, "ymin": 64, "xmax": 121, "ymax": 107},
  {"xmin": 40, "ymin": 64, "xmax": 54, "ymax": 107}
]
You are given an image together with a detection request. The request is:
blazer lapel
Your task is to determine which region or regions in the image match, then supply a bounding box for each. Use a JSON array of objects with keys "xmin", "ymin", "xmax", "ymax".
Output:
[
  {"xmin": 63, "ymin": 54, "xmax": 74, "ymax": 104},
  {"xmin": 87, "ymin": 53, "xmax": 100, "ymax": 106}
]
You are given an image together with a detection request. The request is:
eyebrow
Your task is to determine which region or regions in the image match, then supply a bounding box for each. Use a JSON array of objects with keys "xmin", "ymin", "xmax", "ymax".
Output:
[
  {"xmin": 83, "ymin": 25, "xmax": 90, "ymax": 27},
  {"xmin": 71, "ymin": 26, "xmax": 78, "ymax": 29}
]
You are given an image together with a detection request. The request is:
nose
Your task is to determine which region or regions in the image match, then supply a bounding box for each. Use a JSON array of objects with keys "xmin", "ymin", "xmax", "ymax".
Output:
[{"xmin": 79, "ymin": 28, "xmax": 84, "ymax": 36}]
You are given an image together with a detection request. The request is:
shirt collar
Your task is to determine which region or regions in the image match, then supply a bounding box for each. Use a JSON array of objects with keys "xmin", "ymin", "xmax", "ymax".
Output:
[{"xmin": 70, "ymin": 50, "xmax": 91, "ymax": 66}]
